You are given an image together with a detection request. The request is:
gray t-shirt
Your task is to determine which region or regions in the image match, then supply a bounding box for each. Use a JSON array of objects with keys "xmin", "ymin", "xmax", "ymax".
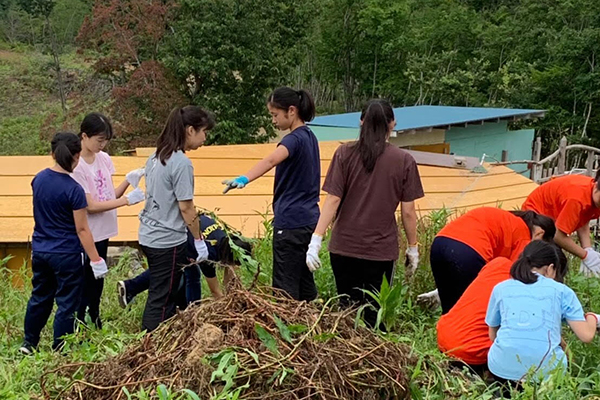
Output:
[{"xmin": 138, "ymin": 151, "xmax": 194, "ymax": 248}]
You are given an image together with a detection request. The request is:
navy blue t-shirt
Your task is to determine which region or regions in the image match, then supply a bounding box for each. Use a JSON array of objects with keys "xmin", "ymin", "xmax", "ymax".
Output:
[
  {"xmin": 272, "ymin": 125, "xmax": 321, "ymax": 229},
  {"xmin": 32, "ymin": 168, "xmax": 88, "ymax": 253},
  {"xmin": 186, "ymin": 215, "xmax": 227, "ymax": 260}
]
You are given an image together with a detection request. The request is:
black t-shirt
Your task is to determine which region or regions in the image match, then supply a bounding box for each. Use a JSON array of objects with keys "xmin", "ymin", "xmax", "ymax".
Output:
[{"xmin": 273, "ymin": 126, "xmax": 321, "ymax": 229}]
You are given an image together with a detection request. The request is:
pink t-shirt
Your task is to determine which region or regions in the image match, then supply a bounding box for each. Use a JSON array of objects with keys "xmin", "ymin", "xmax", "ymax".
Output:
[{"xmin": 71, "ymin": 151, "xmax": 118, "ymax": 242}]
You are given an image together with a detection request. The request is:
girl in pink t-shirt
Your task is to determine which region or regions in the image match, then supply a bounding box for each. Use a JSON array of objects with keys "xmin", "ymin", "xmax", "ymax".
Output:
[{"xmin": 71, "ymin": 113, "xmax": 145, "ymax": 328}]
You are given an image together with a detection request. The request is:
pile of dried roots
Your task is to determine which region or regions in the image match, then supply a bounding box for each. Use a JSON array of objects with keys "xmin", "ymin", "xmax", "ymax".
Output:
[{"xmin": 43, "ymin": 286, "xmax": 417, "ymax": 400}]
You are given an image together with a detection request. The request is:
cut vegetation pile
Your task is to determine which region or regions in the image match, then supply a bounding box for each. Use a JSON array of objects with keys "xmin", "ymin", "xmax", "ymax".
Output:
[{"xmin": 43, "ymin": 282, "xmax": 418, "ymax": 400}]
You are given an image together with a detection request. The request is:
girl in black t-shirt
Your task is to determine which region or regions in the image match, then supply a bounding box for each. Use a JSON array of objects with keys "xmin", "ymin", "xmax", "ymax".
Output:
[{"xmin": 222, "ymin": 87, "xmax": 321, "ymax": 301}]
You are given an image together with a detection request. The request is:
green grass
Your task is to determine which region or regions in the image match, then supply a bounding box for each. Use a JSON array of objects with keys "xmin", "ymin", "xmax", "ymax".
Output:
[
  {"xmin": 2, "ymin": 215, "xmax": 600, "ymax": 399},
  {"xmin": 0, "ymin": 47, "xmax": 111, "ymax": 156}
]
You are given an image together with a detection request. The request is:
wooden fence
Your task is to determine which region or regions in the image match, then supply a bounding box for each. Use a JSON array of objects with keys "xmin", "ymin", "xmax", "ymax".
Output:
[{"xmin": 490, "ymin": 137, "xmax": 600, "ymax": 184}]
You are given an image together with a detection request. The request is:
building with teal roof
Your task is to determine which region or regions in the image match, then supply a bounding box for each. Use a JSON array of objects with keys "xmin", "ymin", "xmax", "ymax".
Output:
[{"xmin": 307, "ymin": 105, "xmax": 545, "ymax": 172}]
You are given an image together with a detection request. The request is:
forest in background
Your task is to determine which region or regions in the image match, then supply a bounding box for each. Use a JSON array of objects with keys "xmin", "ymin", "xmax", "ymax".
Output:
[{"xmin": 1, "ymin": 0, "xmax": 600, "ymax": 154}]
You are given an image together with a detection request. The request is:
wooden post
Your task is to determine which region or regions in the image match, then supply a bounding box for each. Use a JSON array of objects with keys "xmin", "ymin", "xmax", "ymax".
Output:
[
  {"xmin": 557, "ymin": 136, "xmax": 567, "ymax": 175},
  {"xmin": 501, "ymin": 150, "xmax": 508, "ymax": 162},
  {"xmin": 531, "ymin": 137, "xmax": 542, "ymax": 182},
  {"xmin": 586, "ymin": 150, "xmax": 595, "ymax": 177}
]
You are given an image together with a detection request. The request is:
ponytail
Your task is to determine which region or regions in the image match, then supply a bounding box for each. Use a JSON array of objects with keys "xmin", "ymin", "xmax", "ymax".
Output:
[
  {"xmin": 510, "ymin": 240, "xmax": 567, "ymax": 284},
  {"xmin": 353, "ymin": 99, "xmax": 395, "ymax": 173},
  {"xmin": 595, "ymin": 168, "xmax": 600, "ymax": 190},
  {"xmin": 267, "ymin": 87, "xmax": 315, "ymax": 122},
  {"xmin": 510, "ymin": 210, "xmax": 556, "ymax": 241},
  {"xmin": 51, "ymin": 132, "xmax": 81, "ymax": 173},
  {"xmin": 156, "ymin": 106, "xmax": 215, "ymax": 165}
]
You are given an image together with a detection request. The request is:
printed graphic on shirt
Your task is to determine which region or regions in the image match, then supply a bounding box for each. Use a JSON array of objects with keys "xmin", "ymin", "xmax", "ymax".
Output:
[
  {"xmin": 502, "ymin": 294, "xmax": 553, "ymax": 331},
  {"xmin": 93, "ymin": 168, "xmax": 112, "ymax": 201}
]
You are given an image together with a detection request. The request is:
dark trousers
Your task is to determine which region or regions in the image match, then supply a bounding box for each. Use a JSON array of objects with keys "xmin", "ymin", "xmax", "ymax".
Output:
[
  {"xmin": 272, "ymin": 225, "xmax": 317, "ymax": 301},
  {"xmin": 77, "ymin": 239, "xmax": 109, "ymax": 329},
  {"xmin": 125, "ymin": 269, "xmax": 151, "ymax": 299},
  {"xmin": 24, "ymin": 252, "xmax": 84, "ymax": 350},
  {"xmin": 140, "ymin": 242, "xmax": 187, "ymax": 332},
  {"xmin": 329, "ymin": 252, "xmax": 394, "ymax": 329},
  {"xmin": 430, "ymin": 236, "xmax": 487, "ymax": 314},
  {"xmin": 125, "ymin": 265, "xmax": 201, "ymax": 308}
]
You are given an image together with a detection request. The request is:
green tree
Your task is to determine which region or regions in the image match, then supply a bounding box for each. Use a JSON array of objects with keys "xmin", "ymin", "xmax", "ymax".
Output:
[
  {"xmin": 77, "ymin": 0, "xmax": 177, "ymax": 147},
  {"xmin": 18, "ymin": 0, "xmax": 70, "ymax": 112},
  {"xmin": 164, "ymin": 0, "xmax": 313, "ymax": 144}
]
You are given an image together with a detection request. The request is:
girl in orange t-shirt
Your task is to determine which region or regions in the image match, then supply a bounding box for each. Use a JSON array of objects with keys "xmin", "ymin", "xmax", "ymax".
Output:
[
  {"xmin": 521, "ymin": 174, "xmax": 600, "ymax": 276},
  {"xmin": 430, "ymin": 208, "xmax": 555, "ymax": 314}
]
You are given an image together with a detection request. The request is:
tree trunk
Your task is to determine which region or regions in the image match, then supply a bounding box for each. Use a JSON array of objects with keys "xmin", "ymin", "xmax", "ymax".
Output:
[
  {"xmin": 372, "ymin": 48, "xmax": 378, "ymax": 98},
  {"xmin": 47, "ymin": 17, "xmax": 67, "ymax": 114}
]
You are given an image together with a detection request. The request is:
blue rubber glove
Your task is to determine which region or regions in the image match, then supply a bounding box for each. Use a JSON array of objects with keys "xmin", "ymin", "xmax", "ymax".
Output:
[{"xmin": 222, "ymin": 176, "xmax": 249, "ymax": 194}]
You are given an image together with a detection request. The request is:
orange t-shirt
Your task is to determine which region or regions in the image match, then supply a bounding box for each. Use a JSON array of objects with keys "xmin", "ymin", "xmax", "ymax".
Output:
[
  {"xmin": 437, "ymin": 257, "xmax": 512, "ymax": 365},
  {"xmin": 521, "ymin": 175, "xmax": 600, "ymax": 234},
  {"xmin": 437, "ymin": 207, "xmax": 531, "ymax": 262}
]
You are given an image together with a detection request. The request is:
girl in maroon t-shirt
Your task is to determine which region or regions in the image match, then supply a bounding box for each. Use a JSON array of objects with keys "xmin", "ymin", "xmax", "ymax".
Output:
[{"xmin": 306, "ymin": 99, "xmax": 424, "ymax": 328}]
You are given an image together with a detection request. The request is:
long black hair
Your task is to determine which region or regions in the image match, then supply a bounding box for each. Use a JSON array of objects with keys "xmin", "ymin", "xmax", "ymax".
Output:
[
  {"xmin": 80, "ymin": 112, "xmax": 113, "ymax": 140},
  {"xmin": 511, "ymin": 240, "xmax": 568, "ymax": 284},
  {"xmin": 267, "ymin": 87, "xmax": 315, "ymax": 122},
  {"xmin": 510, "ymin": 210, "xmax": 556, "ymax": 241},
  {"xmin": 51, "ymin": 132, "xmax": 81, "ymax": 173},
  {"xmin": 352, "ymin": 99, "xmax": 395, "ymax": 173},
  {"xmin": 156, "ymin": 106, "xmax": 215, "ymax": 165}
]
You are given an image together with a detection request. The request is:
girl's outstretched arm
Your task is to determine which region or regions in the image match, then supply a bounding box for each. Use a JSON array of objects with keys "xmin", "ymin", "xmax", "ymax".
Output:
[
  {"xmin": 555, "ymin": 229, "xmax": 587, "ymax": 259},
  {"xmin": 245, "ymin": 146, "xmax": 289, "ymax": 182},
  {"xmin": 222, "ymin": 146, "xmax": 289, "ymax": 193},
  {"xmin": 86, "ymin": 194, "xmax": 128, "ymax": 213},
  {"xmin": 114, "ymin": 180, "xmax": 130, "ymax": 198},
  {"xmin": 568, "ymin": 314, "xmax": 598, "ymax": 343}
]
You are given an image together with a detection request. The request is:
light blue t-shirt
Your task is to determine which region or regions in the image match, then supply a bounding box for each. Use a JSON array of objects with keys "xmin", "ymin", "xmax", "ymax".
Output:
[{"xmin": 485, "ymin": 274, "xmax": 585, "ymax": 381}]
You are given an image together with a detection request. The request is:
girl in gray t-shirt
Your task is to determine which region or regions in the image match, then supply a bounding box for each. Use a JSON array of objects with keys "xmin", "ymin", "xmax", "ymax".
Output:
[{"xmin": 137, "ymin": 105, "xmax": 215, "ymax": 332}]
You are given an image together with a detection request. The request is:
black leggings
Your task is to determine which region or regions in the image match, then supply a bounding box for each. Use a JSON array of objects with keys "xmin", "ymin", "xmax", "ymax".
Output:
[
  {"xmin": 77, "ymin": 239, "xmax": 109, "ymax": 329},
  {"xmin": 330, "ymin": 253, "xmax": 394, "ymax": 329},
  {"xmin": 430, "ymin": 236, "xmax": 486, "ymax": 314}
]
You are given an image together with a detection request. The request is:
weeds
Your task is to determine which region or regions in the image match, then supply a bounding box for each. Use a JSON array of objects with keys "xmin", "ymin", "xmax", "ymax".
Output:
[{"xmin": 1, "ymin": 212, "xmax": 600, "ymax": 399}]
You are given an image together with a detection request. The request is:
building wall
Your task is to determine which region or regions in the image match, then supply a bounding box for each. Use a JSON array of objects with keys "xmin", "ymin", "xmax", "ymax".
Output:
[
  {"xmin": 310, "ymin": 126, "xmax": 359, "ymax": 141},
  {"xmin": 310, "ymin": 126, "xmax": 447, "ymax": 148},
  {"xmin": 445, "ymin": 122, "xmax": 535, "ymax": 172},
  {"xmin": 312, "ymin": 123, "xmax": 535, "ymax": 173}
]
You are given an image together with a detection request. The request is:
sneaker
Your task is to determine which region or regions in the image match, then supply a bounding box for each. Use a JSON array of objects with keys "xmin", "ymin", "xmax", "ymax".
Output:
[
  {"xmin": 19, "ymin": 342, "xmax": 35, "ymax": 355},
  {"xmin": 117, "ymin": 281, "xmax": 129, "ymax": 309}
]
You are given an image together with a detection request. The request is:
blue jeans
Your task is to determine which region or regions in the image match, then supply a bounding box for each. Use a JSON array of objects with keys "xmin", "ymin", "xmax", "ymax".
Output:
[{"xmin": 24, "ymin": 252, "xmax": 84, "ymax": 349}]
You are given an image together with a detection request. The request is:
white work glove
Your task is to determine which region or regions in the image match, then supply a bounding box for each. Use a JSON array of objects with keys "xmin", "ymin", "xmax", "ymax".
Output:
[
  {"xmin": 126, "ymin": 187, "xmax": 145, "ymax": 205},
  {"xmin": 306, "ymin": 234, "xmax": 322, "ymax": 273},
  {"xmin": 90, "ymin": 258, "xmax": 108, "ymax": 279},
  {"xmin": 416, "ymin": 289, "xmax": 441, "ymax": 310},
  {"xmin": 405, "ymin": 245, "xmax": 419, "ymax": 279},
  {"xmin": 126, "ymin": 168, "xmax": 145, "ymax": 188},
  {"xmin": 194, "ymin": 238, "xmax": 209, "ymax": 262},
  {"xmin": 580, "ymin": 248, "xmax": 600, "ymax": 277}
]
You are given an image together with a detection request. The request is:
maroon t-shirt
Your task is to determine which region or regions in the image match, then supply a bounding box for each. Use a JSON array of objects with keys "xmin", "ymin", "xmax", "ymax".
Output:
[{"xmin": 323, "ymin": 143, "xmax": 424, "ymax": 261}]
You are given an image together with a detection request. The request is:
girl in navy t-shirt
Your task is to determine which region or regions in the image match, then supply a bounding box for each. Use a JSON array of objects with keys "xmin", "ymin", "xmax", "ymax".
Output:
[
  {"xmin": 20, "ymin": 133, "xmax": 107, "ymax": 354},
  {"xmin": 223, "ymin": 87, "xmax": 321, "ymax": 301}
]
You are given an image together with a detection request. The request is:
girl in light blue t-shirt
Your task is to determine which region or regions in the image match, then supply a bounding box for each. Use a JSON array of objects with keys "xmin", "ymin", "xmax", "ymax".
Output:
[{"xmin": 486, "ymin": 240, "xmax": 599, "ymax": 385}]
